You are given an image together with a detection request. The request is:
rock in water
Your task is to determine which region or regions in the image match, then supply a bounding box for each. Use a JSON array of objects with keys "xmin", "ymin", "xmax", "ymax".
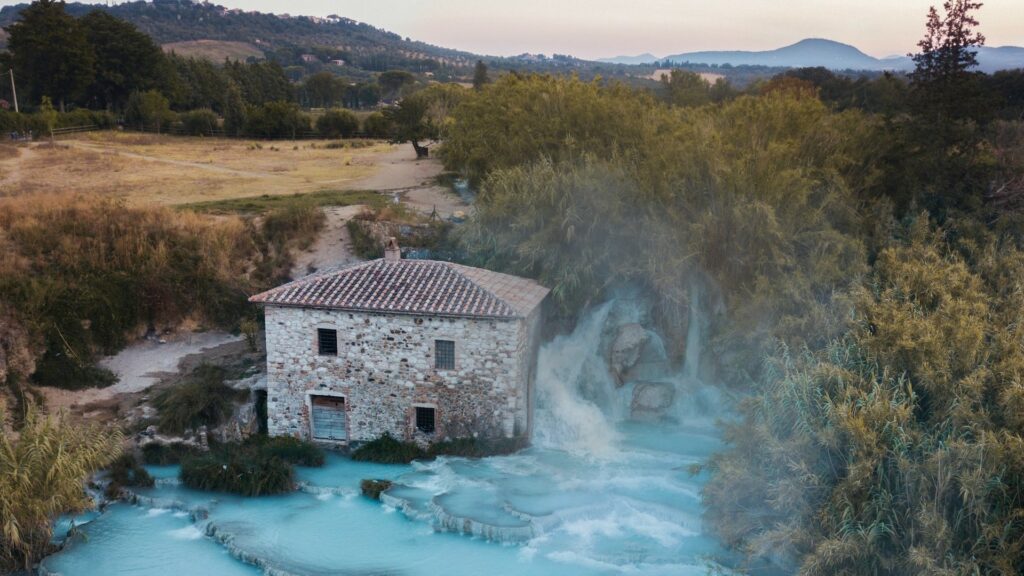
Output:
[
  {"xmin": 630, "ymin": 381, "xmax": 676, "ymax": 422},
  {"xmin": 609, "ymin": 323, "xmax": 648, "ymax": 386},
  {"xmin": 361, "ymin": 479, "xmax": 393, "ymax": 500}
]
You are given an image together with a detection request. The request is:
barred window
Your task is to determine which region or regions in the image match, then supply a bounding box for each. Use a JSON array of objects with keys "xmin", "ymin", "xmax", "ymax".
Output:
[
  {"xmin": 317, "ymin": 328, "xmax": 338, "ymax": 356},
  {"xmin": 434, "ymin": 339, "xmax": 455, "ymax": 370},
  {"xmin": 415, "ymin": 406, "xmax": 436, "ymax": 434}
]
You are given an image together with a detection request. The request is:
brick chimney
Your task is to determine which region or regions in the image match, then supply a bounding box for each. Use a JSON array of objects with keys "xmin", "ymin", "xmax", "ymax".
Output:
[{"xmin": 384, "ymin": 237, "xmax": 401, "ymax": 261}]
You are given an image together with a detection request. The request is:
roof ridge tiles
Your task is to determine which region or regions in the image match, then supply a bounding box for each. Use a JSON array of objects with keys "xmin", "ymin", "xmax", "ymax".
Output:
[{"xmin": 249, "ymin": 258, "xmax": 546, "ymax": 319}]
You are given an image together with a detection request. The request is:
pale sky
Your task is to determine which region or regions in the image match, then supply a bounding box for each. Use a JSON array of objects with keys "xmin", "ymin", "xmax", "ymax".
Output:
[{"xmin": 22, "ymin": 0, "xmax": 1024, "ymax": 59}]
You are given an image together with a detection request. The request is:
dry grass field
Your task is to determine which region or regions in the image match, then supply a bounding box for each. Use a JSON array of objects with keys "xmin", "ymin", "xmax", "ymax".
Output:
[{"xmin": 0, "ymin": 131, "xmax": 423, "ymax": 206}]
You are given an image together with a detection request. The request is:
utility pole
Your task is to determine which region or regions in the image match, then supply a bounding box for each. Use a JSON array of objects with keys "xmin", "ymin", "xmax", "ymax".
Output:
[{"xmin": 8, "ymin": 69, "xmax": 17, "ymax": 113}]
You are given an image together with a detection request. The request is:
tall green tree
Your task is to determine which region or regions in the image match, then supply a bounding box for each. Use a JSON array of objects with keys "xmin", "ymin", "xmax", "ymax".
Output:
[
  {"xmin": 225, "ymin": 60, "xmax": 292, "ymax": 106},
  {"xmin": 4, "ymin": 0, "xmax": 95, "ymax": 111},
  {"xmin": 901, "ymin": 0, "xmax": 992, "ymax": 215},
  {"xmin": 377, "ymin": 70, "xmax": 415, "ymax": 101},
  {"xmin": 79, "ymin": 10, "xmax": 165, "ymax": 111},
  {"xmin": 222, "ymin": 80, "xmax": 247, "ymax": 137},
  {"xmin": 124, "ymin": 89, "xmax": 174, "ymax": 133},
  {"xmin": 472, "ymin": 60, "xmax": 490, "ymax": 91},
  {"xmin": 315, "ymin": 108, "xmax": 359, "ymax": 139},
  {"xmin": 302, "ymin": 71, "xmax": 339, "ymax": 108},
  {"xmin": 244, "ymin": 101, "xmax": 310, "ymax": 139},
  {"xmin": 384, "ymin": 83, "xmax": 466, "ymax": 157},
  {"xmin": 164, "ymin": 55, "xmax": 228, "ymax": 112},
  {"xmin": 909, "ymin": 0, "xmax": 986, "ymax": 123},
  {"xmin": 37, "ymin": 95, "xmax": 57, "ymax": 143},
  {"xmin": 659, "ymin": 69, "xmax": 711, "ymax": 107}
]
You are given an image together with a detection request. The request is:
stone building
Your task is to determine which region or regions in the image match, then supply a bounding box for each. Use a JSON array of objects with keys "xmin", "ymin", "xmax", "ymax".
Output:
[{"xmin": 249, "ymin": 244, "xmax": 549, "ymax": 447}]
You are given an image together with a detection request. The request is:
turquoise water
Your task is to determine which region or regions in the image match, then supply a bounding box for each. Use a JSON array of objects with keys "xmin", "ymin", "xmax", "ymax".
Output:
[
  {"xmin": 42, "ymin": 423, "xmax": 729, "ymax": 576},
  {"xmin": 43, "ymin": 300, "xmax": 733, "ymax": 575}
]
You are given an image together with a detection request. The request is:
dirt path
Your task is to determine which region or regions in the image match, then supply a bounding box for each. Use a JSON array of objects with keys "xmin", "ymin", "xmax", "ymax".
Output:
[
  {"xmin": 346, "ymin": 144, "xmax": 443, "ymax": 191},
  {"xmin": 287, "ymin": 145, "xmax": 469, "ymax": 277},
  {"xmin": 290, "ymin": 204, "xmax": 367, "ymax": 278},
  {"xmin": 345, "ymin": 144, "xmax": 470, "ymax": 218},
  {"xmin": 40, "ymin": 331, "xmax": 243, "ymax": 414}
]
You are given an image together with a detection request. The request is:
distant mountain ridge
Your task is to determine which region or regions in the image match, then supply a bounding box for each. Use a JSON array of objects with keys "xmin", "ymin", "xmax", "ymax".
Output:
[{"xmin": 599, "ymin": 38, "xmax": 1024, "ymax": 73}]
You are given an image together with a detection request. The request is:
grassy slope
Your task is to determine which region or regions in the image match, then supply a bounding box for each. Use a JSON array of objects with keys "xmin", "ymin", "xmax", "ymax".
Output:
[{"xmin": 162, "ymin": 40, "xmax": 264, "ymax": 62}]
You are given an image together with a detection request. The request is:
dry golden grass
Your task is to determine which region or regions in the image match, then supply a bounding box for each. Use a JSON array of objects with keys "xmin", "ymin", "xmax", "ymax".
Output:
[
  {"xmin": 0, "ymin": 131, "xmax": 393, "ymax": 206},
  {"xmin": 161, "ymin": 40, "xmax": 264, "ymax": 62},
  {"xmin": 0, "ymin": 145, "xmax": 19, "ymax": 161}
]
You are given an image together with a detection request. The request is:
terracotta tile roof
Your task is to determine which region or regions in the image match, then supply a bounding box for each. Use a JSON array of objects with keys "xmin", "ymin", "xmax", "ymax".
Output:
[{"xmin": 249, "ymin": 259, "xmax": 549, "ymax": 319}]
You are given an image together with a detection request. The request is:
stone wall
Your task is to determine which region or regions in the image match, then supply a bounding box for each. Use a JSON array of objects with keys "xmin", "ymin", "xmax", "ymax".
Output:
[{"xmin": 264, "ymin": 305, "xmax": 541, "ymax": 445}]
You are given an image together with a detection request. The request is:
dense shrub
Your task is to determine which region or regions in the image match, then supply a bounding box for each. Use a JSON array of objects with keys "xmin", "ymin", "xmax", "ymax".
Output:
[
  {"xmin": 250, "ymin": 435, "xmax": 325, "ymax": 467},
  {"xmin": 179, "ymin": 436, "xmax": 323, "ymax": 496},
  {"xmin": 250, "ymin": 203, "xmax": 326, "ymax": 282},
  {"xmin": 362, "ymin": 112, "xmax": 390, "ymax": 139},
  {"xmin": 244, "ymin": 101, "xmax": 310, "ymax": 139},
  {"xmin": 261, "ymin": 204, "xmax": 325, "ymax": 253},
  {"xmin": 140, "ymin": 442, "xmax": 200, "ymax": 465},
  {"xmin": 105, "ymin": 453, "xmax": 155, "ymax": 499},
  {"xmin": 30, "ymin": 360, "xmax": 118, "ymax": 392},
  {"xmin": 55, "ymin": 109, "xmax": 116, "ymax": 130},
  {"xmin": 345, "ymin": 218, "xmax": 384, "ymax": 259},
  {"xmin": 178, "ymin": 108, "xmax": 219, "ymax": 136},
  {"xmin": 315, "ymin": 108, "xmax": 359, "ymax": 139},
  {"xmin": 0, "ymin": 110, "xmax": 46, "ymax": 134},
  {"xmin": 704, "ymin": 218, "xmax": 1024, "ymax": 574},
  {"xmin": 153, "ymin": 365, "xmax": 246, "ymax": 434},
  {"xmin": 181, "ymin": 450, "xmax": 294, "ymax": 496},
  {"xmin": 125, "ymin": 90, "xmax": 175, "ymax": 133},
  {"xmin": 0, "ymin": 109, "xmax": 115, "ymax": 135},
  {"xmin": 443, "ymin": 74, "xmax": 661, "ymax": 186},
  {"xmin": 351, "ymin": 433, "xmax": 425, "ymax": 464}
]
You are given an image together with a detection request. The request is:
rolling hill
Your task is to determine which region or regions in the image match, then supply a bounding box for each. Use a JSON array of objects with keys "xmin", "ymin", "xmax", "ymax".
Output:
[
  {"xmin": 0, "ymin": 0, "xmax": 615, "ymax": 80},
  {"xmin": 600, "ymin": 38, "xmax": 1024, "ymax": 72},
  {"xmin": 0, "ymin": 0, "xmax": 477, "ymax": 69}
]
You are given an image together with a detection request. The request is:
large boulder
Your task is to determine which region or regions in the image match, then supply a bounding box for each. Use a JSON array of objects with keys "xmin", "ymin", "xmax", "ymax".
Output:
[
  {"xmin": 609, "ymin": 323, "xmax": 648, "ymax": 386},
  {"xmin": 630, "ymin": 381, "xmax": 676, "ymax": 422}
]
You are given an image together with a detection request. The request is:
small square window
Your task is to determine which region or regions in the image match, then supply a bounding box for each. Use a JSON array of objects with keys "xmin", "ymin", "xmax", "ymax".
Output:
[
  {"xmin": 415, "ymin": 406, "xmax": 436, "ymax": 434},
  {"xmin": 317, "ymin": 328, "xmax": 338, "ymax": 356},
  {"xmin": 434, "ymin": 339, "xmax": 455, "ymax": 370}
]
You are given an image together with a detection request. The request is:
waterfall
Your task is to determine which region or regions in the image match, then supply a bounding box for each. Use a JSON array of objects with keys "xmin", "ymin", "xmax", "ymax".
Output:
[
  {"xmin": 531, "ymin": 288, "xmax": 709, "ymax": 454},
  {"xmin": 531, "ymin": 302, "xmax": 621, "ymax": 455}
]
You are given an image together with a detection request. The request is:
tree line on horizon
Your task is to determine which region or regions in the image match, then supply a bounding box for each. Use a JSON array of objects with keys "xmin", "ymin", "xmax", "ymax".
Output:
[
  {"xmin": 0, "ymin": 0, "xmax": 444, "ymax": 138},
  {"xmin": 3, "ymin": 1, "xmax": 1023, "ymax": 144}
]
